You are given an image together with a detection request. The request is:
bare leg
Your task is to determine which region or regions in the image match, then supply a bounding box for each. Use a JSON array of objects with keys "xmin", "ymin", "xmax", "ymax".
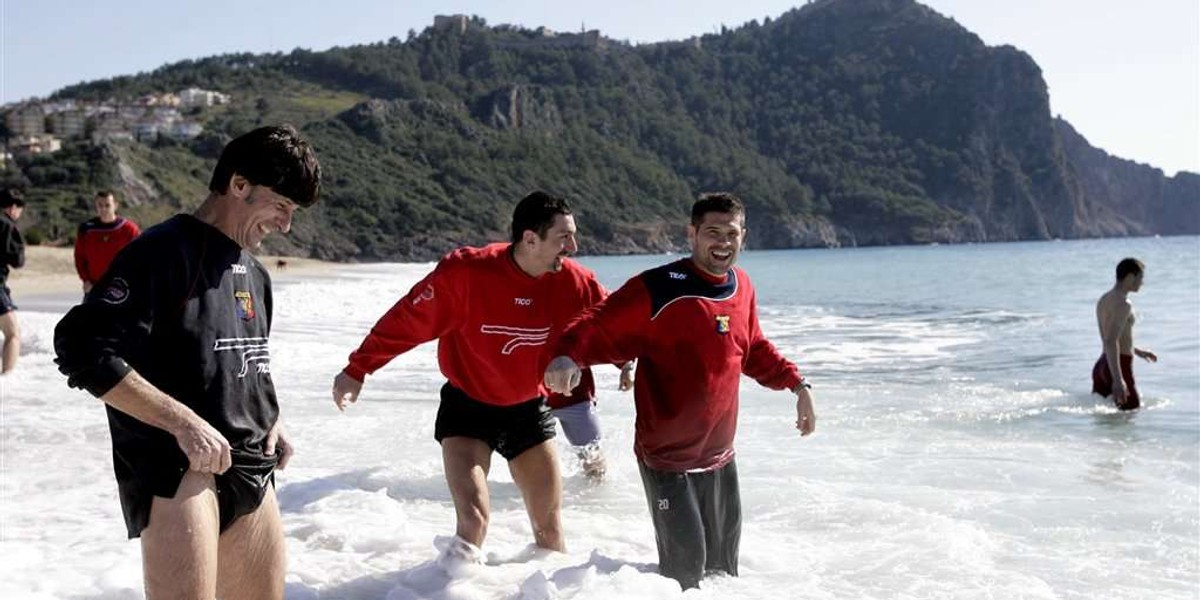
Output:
[
  {"xmin": 0, "ymin": 312, "xmax": 19, "ymax": 374},
  {"xmin": 508, "ymin": 440, "xmax": 564, "ymax": 551},
  {"xmin": 578, "ymin": 442, "xmax": 607, "ymax": 481},
  {"xmin": 140, "ymin": 471, "xmax": 220, "ymax": 600},
  {"xmin": 217, "ymin": 484, "xmax": 286, "ymax": 600},
  {"xmin": 442, "ymin": 436, "xmax": 494, "ymax": 547}
]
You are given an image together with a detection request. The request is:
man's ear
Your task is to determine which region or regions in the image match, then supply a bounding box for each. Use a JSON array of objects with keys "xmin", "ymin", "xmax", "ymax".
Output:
[
  {"xmin": 228, "ymin": 174, "xmax": 250, "ymax": 199},
  {"xmin": 521, "ymin": 229, "xmax": 539, "ymax": 247},
  {"xmin": 686, "ymin": 224, "xmax": 697, "ymax": 244}
]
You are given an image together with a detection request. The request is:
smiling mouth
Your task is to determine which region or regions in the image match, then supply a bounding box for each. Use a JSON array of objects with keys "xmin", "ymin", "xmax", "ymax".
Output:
[{"xmin": 711, "ymin": 250, "xmax": 732, "ymax": 260}]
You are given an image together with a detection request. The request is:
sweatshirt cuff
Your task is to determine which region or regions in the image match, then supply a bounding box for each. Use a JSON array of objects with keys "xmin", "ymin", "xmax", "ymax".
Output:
[
  {"xmin": 783, "ymin": 372, "xmax": 803, "ymax": 393},
  {"xmin": 75, "ymin": 356, "xmax": 133, "ymax": 398},
  {"xmin": 565, "ymin": 352, "xmax": 590, "ymax": 369},
  {"xmin": 342, "ymin": 365, "xmax": 367, "ymax": 383}
]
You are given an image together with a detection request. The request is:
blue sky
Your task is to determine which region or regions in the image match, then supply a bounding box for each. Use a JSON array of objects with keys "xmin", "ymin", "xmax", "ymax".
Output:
[{"xmin": 1, "ymin": 0, "xmax": 1196, "ymax": 174}]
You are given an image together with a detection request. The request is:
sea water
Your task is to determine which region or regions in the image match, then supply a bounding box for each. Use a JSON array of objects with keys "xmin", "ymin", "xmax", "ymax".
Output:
[{"xmin": 1, "ymin": 236, "xmax": 1196, "ymax": 599}]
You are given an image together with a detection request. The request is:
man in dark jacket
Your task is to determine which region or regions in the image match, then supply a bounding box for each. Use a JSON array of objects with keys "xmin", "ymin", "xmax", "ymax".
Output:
[
  {"xmin": 55, "ymin": 125, "xmax": 320, "ymax": 600},
  {"xmin": 0, "ymin": 188, "xmax": 25, "ymax": 374}
]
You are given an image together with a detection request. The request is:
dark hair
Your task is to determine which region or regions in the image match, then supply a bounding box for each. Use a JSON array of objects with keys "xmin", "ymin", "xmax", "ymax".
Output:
[
  {"xmin": 511, "ymin": 191, "xmax": 572, "ymax": 243},
  {"xmin": 691, "ymin": 192, "xmax": 744, "ymax": 226},
  {"xmin": 208, "ymin": 124, "xmax": 321, "ymax": 207},
  {"xmin": 1116, "ymin": 257, "xmax": 1144, "ymax": 281},
  {"xmin": 0, "ymin": 188, "xmax": 26, "ymax": 208},
  {"xmin": 95, "ymin": 190, "xmax": 114, "ymax": 199}
]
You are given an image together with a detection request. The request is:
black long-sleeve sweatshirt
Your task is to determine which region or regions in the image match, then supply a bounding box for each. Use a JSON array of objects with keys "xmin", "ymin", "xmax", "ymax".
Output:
[{"xmin": 55, "ymin": 214, "xmax": 278, "ymax": 491}]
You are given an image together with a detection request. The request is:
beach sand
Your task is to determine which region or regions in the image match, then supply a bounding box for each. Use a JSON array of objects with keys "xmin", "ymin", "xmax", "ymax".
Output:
[{"xmin": 7, "ymin": 245, "xmax": 337, "ymax": 298}]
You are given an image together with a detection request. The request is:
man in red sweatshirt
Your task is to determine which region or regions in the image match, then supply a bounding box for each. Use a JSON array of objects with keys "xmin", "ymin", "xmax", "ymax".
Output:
[
  {"xmin": 331, "ymin": 191, "xmax": 607, "ymax": 570},
  {"xmin": 74, "ymin": 190, "xmax": 140, "ymax": 295},
  {"xmin": 544, "ymin": 192, "xmax": 817, "ymax": 590}
]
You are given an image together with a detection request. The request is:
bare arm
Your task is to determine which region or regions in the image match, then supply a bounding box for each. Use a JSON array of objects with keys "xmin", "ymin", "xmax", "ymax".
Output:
[
  {"xmin": 794, "ymin": 385, "xmax": 816, "ymax": 436},
  {"xmin": 101, "ymin": 370, "xmax": 232, "ymax": 474},
  {"xmin": 618, "ymin": 360, "xmax": 635, "ymax": 391}
]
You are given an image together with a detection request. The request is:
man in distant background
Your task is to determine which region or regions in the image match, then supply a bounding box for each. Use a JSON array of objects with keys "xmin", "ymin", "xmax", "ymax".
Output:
[
  {"xmin": 1093, "ymin": 257, "xmax": 1157, "ymax": 410},
  {"xmin": 547, "ymin": 362, "xmax": 635, "ymax": 481},
  {"xmin": 74, "ymin": 190, "xmax": 140, "ymax": 295},
  {"xmin": 0, "ymin": 188, "xmax": 25, "ymax": 374}
]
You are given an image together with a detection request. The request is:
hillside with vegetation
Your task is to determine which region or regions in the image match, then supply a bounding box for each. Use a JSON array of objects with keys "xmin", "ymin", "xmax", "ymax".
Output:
[{"xmin": 3, "ymin": 0, "xmax": 1196, "ymax": 260}]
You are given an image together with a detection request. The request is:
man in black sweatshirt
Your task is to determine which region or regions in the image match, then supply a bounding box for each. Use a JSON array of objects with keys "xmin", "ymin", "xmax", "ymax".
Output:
[
  {"xmin": 0, "ymin": 187, "xmax": 25, "ymax": 374},
  {"xmin": 55, "ymin": 125, "xmax": 320, "ymax": 600}
]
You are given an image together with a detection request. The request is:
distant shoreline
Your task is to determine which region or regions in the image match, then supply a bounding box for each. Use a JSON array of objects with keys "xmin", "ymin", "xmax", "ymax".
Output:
[{"xmin": 7, "ymin": 246, "xmax": 336, "ymax": 297}]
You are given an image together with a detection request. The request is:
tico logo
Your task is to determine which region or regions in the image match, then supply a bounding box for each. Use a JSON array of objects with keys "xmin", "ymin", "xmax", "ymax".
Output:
[{"xmin": 715, "ymin": 315, "xmax": 730, "ymax": 334}]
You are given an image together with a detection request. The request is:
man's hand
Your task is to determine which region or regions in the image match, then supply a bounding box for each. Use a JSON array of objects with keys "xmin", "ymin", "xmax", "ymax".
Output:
[
  {"xmin": 544, "ymin": 355, "xmax": 582, "ymax": 394},
  {"xmin": 1112, "ymin": 379, "xmax": 1128, "ymax": 406},
  {"xmin": 332, "ymin": 371, "xmax": 363, "ymax": 411},
  {"xmin": 618, "ymin": 361, "xmax": 635, "ymax": 391},
  {"xmin": 795, "ymin": 387, "xmax": 816, "ymax": 436},
  {"xmin": 265, "ymin": 420, "xmax": 294, "ymax": 470},
  {"xmin": 173, "ymin": 416, "xmax": 232, "ymax": 474},
  {"xmin": 1135, "ymin": 348, "xmax": 1158, "ymax": 363}
]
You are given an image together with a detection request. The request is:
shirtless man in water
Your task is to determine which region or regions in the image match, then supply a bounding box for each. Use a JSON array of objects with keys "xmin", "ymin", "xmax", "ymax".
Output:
[{"xmin": 1093, "ymin": 257, "xmax": 1157, "ymax": 410}]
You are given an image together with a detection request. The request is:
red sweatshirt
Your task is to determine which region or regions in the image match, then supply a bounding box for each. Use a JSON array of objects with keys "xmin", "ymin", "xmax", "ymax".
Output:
[
  {"xmin": 74, "ymin": 217, "xmax": 140, "ymax": 285},
  {"xmin": 555, "ymin": 259, "xmax": 801, "ymax": 472},
  {"xmin": 343, "ymin": 243, "xmax": 606, "ymax": 406}
]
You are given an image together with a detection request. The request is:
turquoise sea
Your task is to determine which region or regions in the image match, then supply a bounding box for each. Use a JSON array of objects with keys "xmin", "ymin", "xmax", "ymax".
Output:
[
  {"xmin": 3, "ymin": 235, "xmax": 1196, "ymax": 598},
  {"xmin": 580, "ymin": 235, "xmax": 1200, "ymax": 598}
]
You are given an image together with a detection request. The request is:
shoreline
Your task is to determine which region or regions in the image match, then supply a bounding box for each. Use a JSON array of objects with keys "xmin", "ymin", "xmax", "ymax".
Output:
[{"xmin": 7, "ymin": 246, "xmax": 338, "ymax": 298}]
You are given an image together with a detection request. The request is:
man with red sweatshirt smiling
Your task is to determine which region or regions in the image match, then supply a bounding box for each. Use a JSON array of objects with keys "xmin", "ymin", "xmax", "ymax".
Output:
[
  {"xmin": 332, "ymin": 191, "xmax": 608, "ymax": 570},
  {"xmin": 544, "ymin": 192, "xmax": 817, "ymax": 590}
]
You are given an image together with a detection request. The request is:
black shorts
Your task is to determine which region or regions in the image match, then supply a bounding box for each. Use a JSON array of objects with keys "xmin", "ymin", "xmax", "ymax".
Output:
[
  {"xmin": 434, "ymin": 382, "xmax": 556, "ymax": 460},
  {"xmin": 117, "ymin": 449, "xmax": 278, "ymax": 539},
  {"xmin": 638, "ymin": 458, "xmax": 742, "ymax": 590},
  {"xmin": 0, "ymin": 285, "xmax": 16, "ymax": 315}
]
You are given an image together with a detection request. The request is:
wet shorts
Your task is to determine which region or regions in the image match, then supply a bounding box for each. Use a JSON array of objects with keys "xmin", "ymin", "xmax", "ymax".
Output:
[
  {"xmin": 0, "ymin": 285, "xmax": 16, "ymax": 316},
  {"xmin": 118, "ymin": 450, "xmax": 278, "ymax": 539},
  {"xmin": 1092, "ymin": 353, "xmax": 1140, "ymax": 410},
  {"xmin": 434, "ymin": 382, "xmax": 556, "ymax": 460},
  {"xmin": 551, "ymin": 400, "xmax": 602, "ymax": 447}
]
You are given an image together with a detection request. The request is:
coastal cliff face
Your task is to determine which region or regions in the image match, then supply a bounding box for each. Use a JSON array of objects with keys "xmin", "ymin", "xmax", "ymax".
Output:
[
  {"xmin": 1055, "ymin": 118, "xmax": 1200, "ymax": 237},
  {"xmin": 8, "ymin": 0, "xmax": 1196, "ymax": 260}
]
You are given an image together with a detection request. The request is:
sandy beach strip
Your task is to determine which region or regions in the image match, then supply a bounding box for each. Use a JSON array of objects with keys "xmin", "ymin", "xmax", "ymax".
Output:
[{"xmin": 7, "ymin": 246, "xmax": 339, "ymax": 300}]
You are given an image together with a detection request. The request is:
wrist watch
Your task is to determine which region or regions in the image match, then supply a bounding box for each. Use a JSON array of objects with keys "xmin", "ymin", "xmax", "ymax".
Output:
[{"xmin": 793, "ymin": 378, "xmax": 812, "ymax": 393}]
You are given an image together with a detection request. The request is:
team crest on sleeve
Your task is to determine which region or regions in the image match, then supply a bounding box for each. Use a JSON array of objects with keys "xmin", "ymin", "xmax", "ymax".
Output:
[
  {"xmin": 234, "ymin": 290, "xmax": 256, "ymax": 321},
  {"xmin": 412, "ymin": 285, "xmax": 435, "ymax": 306},
  {"xmin": 715, "ymin": 315, "xmax": 731, "ymax": 335},
  {"xmin": 100, "ymin": 277, "xmax": 130, "ymax": 305}
]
